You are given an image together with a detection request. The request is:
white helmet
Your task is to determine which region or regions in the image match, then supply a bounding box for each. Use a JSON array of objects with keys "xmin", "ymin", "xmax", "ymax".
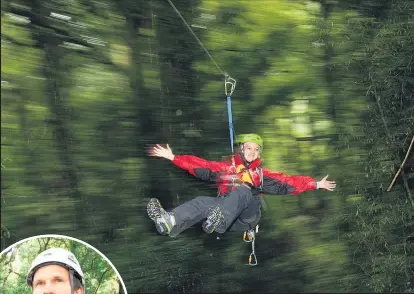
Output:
[{"xmin": 26, "ymin": 248, "xmax": 85, "ymax": 294}]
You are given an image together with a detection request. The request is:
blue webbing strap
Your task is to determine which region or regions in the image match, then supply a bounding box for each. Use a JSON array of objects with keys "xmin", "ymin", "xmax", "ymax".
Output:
[
  {"xmin": 225, "ymin": 74, "xmax": 237, "ymax": 153},
  {"xmin": 227, "ymin": 96, "xmax": 235, "ymax": 154}
]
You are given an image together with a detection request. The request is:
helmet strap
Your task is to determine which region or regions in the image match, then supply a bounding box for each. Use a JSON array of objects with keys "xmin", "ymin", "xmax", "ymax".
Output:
[{"xmin": 69, "ymin": 268, "xmax": 75, "ymax": 294}]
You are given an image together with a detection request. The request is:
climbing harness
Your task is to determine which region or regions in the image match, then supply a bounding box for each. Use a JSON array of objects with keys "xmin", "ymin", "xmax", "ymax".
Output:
[
  {"xmin": 243, "ymin": 224, "xmax": 259, "ymax": 266},
  {"xmin": 167, "ymin": 0, "xmax": 264, "ymax": 267}
]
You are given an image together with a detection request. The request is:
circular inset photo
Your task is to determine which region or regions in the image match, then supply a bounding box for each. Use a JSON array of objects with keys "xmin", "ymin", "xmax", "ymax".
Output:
[{"xmin": 0, "ymin": 234, "xmax": 127, "ymax": 294}]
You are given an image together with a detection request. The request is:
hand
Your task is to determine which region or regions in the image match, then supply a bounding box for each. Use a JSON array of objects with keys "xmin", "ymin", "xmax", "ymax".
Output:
[
  {"xmin": 318, "ymin": 175, "xmax": 336, "ymax": 191},
  {"xmin": 148, "ymin": 144, "xmax": 175, "ymax": 161}
]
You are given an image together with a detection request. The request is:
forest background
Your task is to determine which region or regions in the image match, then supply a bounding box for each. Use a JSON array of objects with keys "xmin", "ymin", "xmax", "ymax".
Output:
[{"xmin": 1, "ymin": 0, "xmax": 413, "ymax": 292}]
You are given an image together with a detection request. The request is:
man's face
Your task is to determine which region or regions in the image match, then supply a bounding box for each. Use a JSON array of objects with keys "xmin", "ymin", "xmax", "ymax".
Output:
[
  {"xmin": 32, "ymin": 264, "xmax": 83, "ymax": 294},
  {"xmin": 242, "ymin": 142, "xmax": 261, "ymax": 163}
]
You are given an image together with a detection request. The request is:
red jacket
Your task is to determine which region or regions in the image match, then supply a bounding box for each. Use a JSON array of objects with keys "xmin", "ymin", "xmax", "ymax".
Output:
[{"xmin": 172, "ymin": 153, "xmax": 317, "ymax": 196}]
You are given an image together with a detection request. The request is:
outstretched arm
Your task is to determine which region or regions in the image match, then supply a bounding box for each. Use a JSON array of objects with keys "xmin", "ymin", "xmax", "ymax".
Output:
[
  {"xmin": 262, "ymin": 168, "xmax": 336, "ymax": 195},
  {"xmin": 148, "ymin": 144, "xmax": 229, "ymax": 181}
]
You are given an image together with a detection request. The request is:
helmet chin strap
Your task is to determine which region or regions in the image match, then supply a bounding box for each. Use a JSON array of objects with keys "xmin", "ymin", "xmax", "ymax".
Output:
[
  {"xmin": 69, "ymin": 269, "xmax": 84, "ymax": 294},
  {"xmin": 69, "ymin": 268, "xmax": 75, "ymax": 294}
]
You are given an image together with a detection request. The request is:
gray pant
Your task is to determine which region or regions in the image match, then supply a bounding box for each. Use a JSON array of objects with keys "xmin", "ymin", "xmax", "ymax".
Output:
[{"xmin": 169, "ymin": 185, "xmax": 261, "ymax": 237}]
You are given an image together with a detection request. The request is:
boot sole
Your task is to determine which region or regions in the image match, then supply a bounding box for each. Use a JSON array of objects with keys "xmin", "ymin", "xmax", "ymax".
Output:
[
  {"xmin": 202, "ymin": 206, "xmax": 225, "ymax": 234},
  {"xmin": 147, "ymin": 198, "xmax": 162, "ymax": 220},
  {"xmin": 147, "ymin": 198, "xmax": 172, "ymax": 235}
]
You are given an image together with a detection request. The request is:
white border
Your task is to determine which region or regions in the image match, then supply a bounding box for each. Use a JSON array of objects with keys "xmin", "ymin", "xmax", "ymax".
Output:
[{"xmin": 0, "ymin": 234, "xmax": 128, "ymax": 294}]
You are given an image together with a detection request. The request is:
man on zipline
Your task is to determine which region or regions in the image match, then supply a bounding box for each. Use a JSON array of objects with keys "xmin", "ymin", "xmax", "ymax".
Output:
[{"xmin": 147, "ymin": 133, "xmax": 336, "ymax": 237}]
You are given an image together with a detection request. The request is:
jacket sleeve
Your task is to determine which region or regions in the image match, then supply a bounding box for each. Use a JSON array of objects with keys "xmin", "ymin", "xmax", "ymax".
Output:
[
  {"xmin": 172, "ymin": 155, "xmax": 229, "ymax": 182},
  {"xmin": 261, "ymin": 168, "xmax": 317, "ymax": 195}
]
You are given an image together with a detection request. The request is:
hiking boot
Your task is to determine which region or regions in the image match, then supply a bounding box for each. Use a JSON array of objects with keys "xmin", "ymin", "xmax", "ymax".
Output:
[
  {"xmin": 147, "ymin": 198, "xmax": 175, "ymax": 235},
  {"xmin": 202, "ymin": 205, "xmax": 226, "ymax": 234}
]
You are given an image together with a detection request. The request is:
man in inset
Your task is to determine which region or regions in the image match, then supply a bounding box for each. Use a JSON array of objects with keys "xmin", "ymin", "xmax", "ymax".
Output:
[{"xmin": 26, "ymin": 247, "xmax": 85, "ymax": 294}]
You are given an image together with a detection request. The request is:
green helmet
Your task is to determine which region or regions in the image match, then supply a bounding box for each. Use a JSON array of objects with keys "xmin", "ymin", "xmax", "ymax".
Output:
[{"xmin": 235, "ymin": 133, "xmax": 263, "ymax": 149}]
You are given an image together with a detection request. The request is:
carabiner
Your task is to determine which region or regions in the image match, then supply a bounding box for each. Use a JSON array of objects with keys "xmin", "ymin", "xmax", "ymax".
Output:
[
  {"xmin": 243, "ymin": 225, "xmax": 259, "ymax": 266},
  {"xmin": 243, "ymin": 229, "xmax": 254, "ymax": 243},
  {"xmin": 248, "ymin": 252, "xmax": 258, "ymax": 266},
  {"xmin": 225, "ymin": 73, "xmax": 236, "ymax": 97}
]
